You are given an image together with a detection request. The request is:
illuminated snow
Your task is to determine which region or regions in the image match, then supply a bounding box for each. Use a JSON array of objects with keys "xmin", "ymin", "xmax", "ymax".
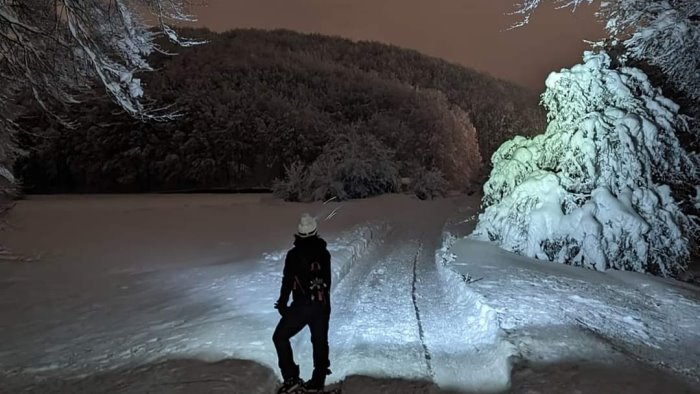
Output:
[
  {"xmin": 0, "ymin": 195, "xmax": 698, "ymax": 393},
  {"xmin": 444, "ymin": 235, "xmax": 700, "ymax": 392},
  {"xmin": 0, "ymin": 196, "xmax": 513, "ymax": 392},
  {"xmin": 473, "ymin": 51, "xmax": 697, "ymax": 276}
]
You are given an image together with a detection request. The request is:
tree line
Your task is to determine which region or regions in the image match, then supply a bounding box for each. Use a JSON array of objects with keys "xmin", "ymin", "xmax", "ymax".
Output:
[{"xmin": 15, "ymin": 29, "xmax": 544, "ymax": 199}]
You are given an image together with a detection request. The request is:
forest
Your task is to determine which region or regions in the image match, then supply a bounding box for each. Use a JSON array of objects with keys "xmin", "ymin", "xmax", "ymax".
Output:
[{"xmin": 15, "ymin": 28, "xmax": 545, "ymax": 200}]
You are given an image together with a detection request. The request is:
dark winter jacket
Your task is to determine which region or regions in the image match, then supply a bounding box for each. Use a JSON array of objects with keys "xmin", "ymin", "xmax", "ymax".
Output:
[{"xmin": 278, "ymin": 235, "xmax": 332, "ymax": 308}]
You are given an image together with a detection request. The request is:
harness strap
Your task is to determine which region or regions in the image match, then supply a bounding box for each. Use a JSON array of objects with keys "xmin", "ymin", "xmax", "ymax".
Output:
[{"xmin": 294, "ymin": 276, "xmax": 305, "ymax": 294}]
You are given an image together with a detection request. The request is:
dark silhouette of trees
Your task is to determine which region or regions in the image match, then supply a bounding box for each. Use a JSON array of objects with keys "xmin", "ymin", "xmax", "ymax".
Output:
[{"xmin": 15, "ymin": 29, "xmax": 544, "ymax": 199}]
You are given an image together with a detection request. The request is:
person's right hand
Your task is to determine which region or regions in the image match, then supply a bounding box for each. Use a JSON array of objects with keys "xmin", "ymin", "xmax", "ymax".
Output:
[{"xmin": 274, "ymin": 300, "xmax": 287, "ymax": 317}]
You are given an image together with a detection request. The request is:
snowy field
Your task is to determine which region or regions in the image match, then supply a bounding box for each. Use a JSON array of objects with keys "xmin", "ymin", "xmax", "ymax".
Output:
[{"xmin": 0, "ymin": 194, "xmax": 698, "ymax": 393}]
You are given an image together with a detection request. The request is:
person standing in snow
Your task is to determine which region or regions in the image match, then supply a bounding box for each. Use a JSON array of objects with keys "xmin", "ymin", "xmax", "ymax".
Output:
[{"xmin": 273, "ymin": 214, "xmax": 332, "ymax": 394}]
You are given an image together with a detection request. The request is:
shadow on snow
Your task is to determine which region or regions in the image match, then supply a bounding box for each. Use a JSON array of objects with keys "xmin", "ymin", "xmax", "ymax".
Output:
[{"xmin": 3, "ymin": 355, "xmax": 699, "ymax": 394}]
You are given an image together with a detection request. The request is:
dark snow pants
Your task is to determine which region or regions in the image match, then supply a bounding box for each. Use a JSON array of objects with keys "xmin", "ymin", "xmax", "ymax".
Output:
[{"xmin": 272, "ymin": 302, "xmax": 330, "ymax": 381}]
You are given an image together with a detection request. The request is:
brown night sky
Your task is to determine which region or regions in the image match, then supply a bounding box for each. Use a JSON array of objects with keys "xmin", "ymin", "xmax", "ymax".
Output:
[{"xmin": 185, "ymin": 0, "xmax": 605, "ymax": 93}]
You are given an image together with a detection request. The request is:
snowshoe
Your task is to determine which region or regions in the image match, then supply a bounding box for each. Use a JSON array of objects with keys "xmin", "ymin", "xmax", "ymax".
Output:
[
  {"xmin": 303, "ymin": 389, "xmax": 341, "ymax": 394},
  {"xmin": 277, "ymin": 377, "xmax": 305, "ymax": 394}
]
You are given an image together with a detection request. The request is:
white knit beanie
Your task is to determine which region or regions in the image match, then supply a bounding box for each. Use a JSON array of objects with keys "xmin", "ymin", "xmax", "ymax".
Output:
[{"xmin": 297, "ymin": 213, "xmax": 318, "ymax": 238}]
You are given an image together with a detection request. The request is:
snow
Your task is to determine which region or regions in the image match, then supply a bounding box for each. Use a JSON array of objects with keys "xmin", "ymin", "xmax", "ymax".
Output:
[
  {"xmin": 474, "ymin": 51, "xmax": 697, "ymax": 277},
  {"xmin": 0, "ymin": 194, "xmax": 698, "ymax": 393},
  {"xmin": 0, "ymin": 194, "xmax": 511, "ymax": 393},
  {"xmin": 0, "ymin": 165, "xmax": 14, "ymax": 183},
  {"xmin": 611, "ymin": 0, "xmax": 700, "ymax": 103},
  {"xmin": 443, "ymin": 224, "xmax": 700, "ymax": 393}
]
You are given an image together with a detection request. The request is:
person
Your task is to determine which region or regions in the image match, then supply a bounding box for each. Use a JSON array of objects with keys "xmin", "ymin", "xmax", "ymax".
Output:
[{"xmin": 273, "ymin": 213, "xmax": 332, "ymax": 394}]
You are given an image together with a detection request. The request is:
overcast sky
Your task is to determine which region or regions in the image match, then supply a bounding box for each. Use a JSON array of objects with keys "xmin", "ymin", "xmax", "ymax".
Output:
[{"xmin": 186, "ymin": 0, "xmax": 605, "ymax": 93}]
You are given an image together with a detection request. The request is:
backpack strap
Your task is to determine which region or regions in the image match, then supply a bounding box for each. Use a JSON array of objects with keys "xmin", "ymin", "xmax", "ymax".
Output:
[{"xmin": 293, "ymin": 276, "xmax": 305, "ymax": 294}]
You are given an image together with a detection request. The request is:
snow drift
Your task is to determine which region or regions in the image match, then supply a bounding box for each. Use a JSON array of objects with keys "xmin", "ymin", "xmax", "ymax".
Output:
[{"xmin": 473, "ymin": 51, "xmax": 698, "ymax": 277}]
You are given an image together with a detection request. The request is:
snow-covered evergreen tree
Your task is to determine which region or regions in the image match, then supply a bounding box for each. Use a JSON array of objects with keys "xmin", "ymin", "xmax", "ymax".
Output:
[{"xmin": 472, "ymin": 51, "xmax": 698, "ymax": 277}]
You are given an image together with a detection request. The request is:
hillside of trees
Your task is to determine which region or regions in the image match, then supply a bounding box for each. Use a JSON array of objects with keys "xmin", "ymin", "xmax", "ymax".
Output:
[{"xmin": 15, "ymin": 29, "xmax": 545, "ymax": 200}]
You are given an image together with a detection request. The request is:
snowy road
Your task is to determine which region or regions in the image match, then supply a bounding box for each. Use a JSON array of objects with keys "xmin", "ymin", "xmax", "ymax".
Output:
[
  {"xmin": 318, "ymin": 222, "xmax": 510, "ymax": 392},
  {"xmin": 1, "ymin": 194, "xmax": 512, "ymax": 393},
  {"xmin": 3, "ymin": 194, "xmax": 698, "ymax": 393},
  {"xmin": 325, "ymin": 237, "xmax": 429, "ymax": 380}
]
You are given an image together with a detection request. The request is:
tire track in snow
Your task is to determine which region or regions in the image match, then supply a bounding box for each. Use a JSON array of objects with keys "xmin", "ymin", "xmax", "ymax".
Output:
[
  {"xmin": 317, "ymin": 220, "xmax": 511, "ymax": 392},
  {"xmin": 410, "ymin": 241, "xmax": 434, "ymax": 378},
  {"xmin": 414, "ymin": 229, "xmax": 513, "ymax": 392},
  {"xmin": 306, "ymin": 229, "xmax": 428, "ymax": 383}
]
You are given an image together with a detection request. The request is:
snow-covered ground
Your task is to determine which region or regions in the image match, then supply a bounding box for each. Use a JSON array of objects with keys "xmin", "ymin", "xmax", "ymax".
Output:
[
  {"xmin": 443, "ymin": 216, "xmax": 700, "ymax": 393},
  {"xmin": 0, "ymin": 194, "xmax": 698, "ymax": 393},
  {"xmin": 0, "ymin": 194, "xmax": 504, "ymax": 393}
]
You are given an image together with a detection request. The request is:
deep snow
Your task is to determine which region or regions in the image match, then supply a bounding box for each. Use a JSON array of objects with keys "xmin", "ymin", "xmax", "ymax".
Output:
[
  {"xmin": 0, "ymin": 194, "xmax": 508, "ymax": 393},
  {"xmin": 0, "ymin": 194, "xmax": 698, "ymax": 393},
  {"xmin": 473, "ymin": 51, "xmax": 697, "ymax": 277},
  {"xmin": 444, "ymin": 213, "xmax": 700, "ymax": 393}
]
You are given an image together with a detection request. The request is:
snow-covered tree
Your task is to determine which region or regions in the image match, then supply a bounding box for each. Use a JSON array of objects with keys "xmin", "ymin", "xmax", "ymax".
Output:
[
  {"xmin": 472, "ymin": 51, "xmax": 698, "ymax": 277},
  {"xmin": 474, "ymin": 0, "xmax": 700, "ymax": 277},
  {"xmin": 0, "ymin": 0, "xmax": 202, "ymax": 200},
  {"xmin": 1, "ymin": 0, "xmax": 203, "ymax": 121},
  {"xmin": 511, "ymin": 1, "xmax": 699, "ymax": 114}
]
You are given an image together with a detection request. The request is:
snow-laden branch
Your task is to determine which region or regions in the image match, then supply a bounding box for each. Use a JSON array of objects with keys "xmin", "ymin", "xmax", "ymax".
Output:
[
  {"xmin": 0, "ymin": 0, "xmax": 205, "ymax": 194},
  {"xmin": 0, "ymin": 0, "xmax": 204, "ymax": 124},
  {"xmin": 604, "ymin": 0, "xmax": 700, "ymax": 104},
  {"xmin": 473, "ymin": 51, "xmax": 697, "ymax": 277},
  {"xmin": 511, "ymin": 0, "xmax": 699, "ymax": 111},
  {"xmin": 509, "ymin": 0, "xmax": 594, "ymax": 28}
]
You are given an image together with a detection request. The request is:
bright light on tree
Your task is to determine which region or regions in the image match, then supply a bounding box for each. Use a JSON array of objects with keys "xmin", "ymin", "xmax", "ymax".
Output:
[{"xmin": 473, "ymin": 51, "xmax": 698, "ymax": 277}]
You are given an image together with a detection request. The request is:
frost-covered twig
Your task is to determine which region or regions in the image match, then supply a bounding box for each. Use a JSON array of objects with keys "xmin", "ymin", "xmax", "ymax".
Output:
[
  {"xmin": 0, "ymin": 0, "xmax": 206, "ymax": 197},
  {"xmin": 508, "ymin": 0, "xmax": 593, "ymax": 28},
  {"xmin": 460, "ymin": 273, "xmax": 484, "ymax": 284},
  {"xmin": 509, "ymin": 1, "xmax": 700, "ymax": 108},
  {"xmin": 0, "ymin": 0, "xmax": 205, "ymax": 123},
  {"xmin": 324, "ymin": 206, "xmax": 342, "ymax": 221}
]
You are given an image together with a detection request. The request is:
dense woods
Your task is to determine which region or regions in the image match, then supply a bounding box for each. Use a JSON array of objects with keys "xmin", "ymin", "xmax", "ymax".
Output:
[{"xmin": 15, "ymin": 29, "xmax": 544, "ymax": 199}]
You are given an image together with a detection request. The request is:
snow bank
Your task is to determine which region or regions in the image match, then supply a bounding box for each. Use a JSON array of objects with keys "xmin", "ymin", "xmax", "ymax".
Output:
[
  {"xmin": 473, "ymin": 51, "xmax": 698, "ymax": 277},
  {"xmin": 446, "ymin": 236, "xmax": 700, "ymax": 388},
  {"xmin": 429, "ymin": 225, "xmax": 516, "ymax": 392},
  {"xmin": 326, "ymin": 222, "xmax": 389, "ymax": 291}
]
